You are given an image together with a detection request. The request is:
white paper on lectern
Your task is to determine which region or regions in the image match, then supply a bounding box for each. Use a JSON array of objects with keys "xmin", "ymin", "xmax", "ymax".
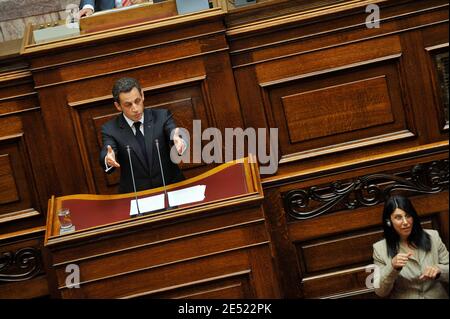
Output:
[
  {"xmin": 168, "ymin": 185, "xmax": 206, "ymax": 207},
  {"xmin": 130, "ymin": 194, "xmax": 165, "ymax": 216}
]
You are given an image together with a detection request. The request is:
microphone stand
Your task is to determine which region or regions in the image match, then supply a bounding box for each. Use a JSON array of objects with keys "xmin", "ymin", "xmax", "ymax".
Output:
[
  {"xmin": 126, "ymin": 145, "xmax": 141, "ymax": 216},
  {"xmin": 155, "ymin": 139, "xmax": 170, "ymax": 210}
]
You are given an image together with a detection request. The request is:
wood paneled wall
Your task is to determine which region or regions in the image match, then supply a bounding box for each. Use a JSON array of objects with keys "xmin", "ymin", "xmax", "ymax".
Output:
[
  {"xmin": 0, "ymin": 0, "xmax": 448, "ymax": 298},
  {"xmin": 225, "ymin": 0, "xmax": 448, "ymax": 298},
  {"xmin": 228, "ymin": 0, "xmax": 448, "ymax": 177},
  {"xmin": 0, "ymin": 54, "xmax": 53, "ymax": 297},
  {"xmin": 29, "ymin": 11, "xmax": 242, "ymax": 196},
  {"xmin": 48, "ymin": 205, "xmax": 280, "ymax": 299}
]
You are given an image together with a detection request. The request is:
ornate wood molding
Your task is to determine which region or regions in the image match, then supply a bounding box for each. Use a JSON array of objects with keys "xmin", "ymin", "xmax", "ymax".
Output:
[
  {"xmin": 283, "ymin": 159, "xmax": 449, "ymax": 220},
  {"xmin": 0, "ymin": 247, "xmax": 42, "ymax": 282}
]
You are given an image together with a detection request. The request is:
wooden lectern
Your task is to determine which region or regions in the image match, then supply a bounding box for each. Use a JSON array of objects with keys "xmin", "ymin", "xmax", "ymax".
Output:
[{"xmin": 44, "ymin": 157, "xmax": 280, "ymax": 298}]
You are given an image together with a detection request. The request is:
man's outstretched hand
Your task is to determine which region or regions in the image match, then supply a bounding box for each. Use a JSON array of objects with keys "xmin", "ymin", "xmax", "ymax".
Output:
[
  {"xmin": 79, "ymin": 7, "xmax": 94, "ymax": 17},
  {"xmin": 106, "ymin": 145, "xmax": 120, "ymax": 168},
  {"xmin": 173, "ymin": 128, "xmax": 186, "ymax": 155}
]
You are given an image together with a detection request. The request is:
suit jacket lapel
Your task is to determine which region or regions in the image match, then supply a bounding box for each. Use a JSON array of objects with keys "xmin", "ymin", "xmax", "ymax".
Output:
[
  {"xmin": 119, "ymin": 114, "xmax": 149, "ymax": 172},
  {"xmin": 144, "ymin": 108, "xmax": 154, "ymax": 172}
]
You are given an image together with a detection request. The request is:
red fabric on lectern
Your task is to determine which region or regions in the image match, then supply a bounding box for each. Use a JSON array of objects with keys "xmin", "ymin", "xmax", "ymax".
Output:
[{"xmin": 61, "ymin": 163, "xmax": 248, "ymax": 231}]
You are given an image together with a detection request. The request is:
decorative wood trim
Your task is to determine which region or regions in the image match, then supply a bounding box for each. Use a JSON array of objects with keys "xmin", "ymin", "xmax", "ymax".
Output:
[
  {"xmin": 21, "ymin": 8, "xmax": 225, "ymax": 55},
  {"xmin": 231, "ymin": 19, "xmax": 448, "ymax": 68},
  {"xmin": 226, "ymin": 0, "xmax": 387, "ymax": 37},
  {"xmin": 22, "ymin": 124, "xmax": 51, "ymax": 219},
  {"xmin": 0, "ymin": 247, "xmax": 42, "ymax": 282},
  {"xmin": 29, "ymin": 30, "xmax": 226, "ymax": 73},
  {"xmin": 283, "ymin": 159, "xmax": 448, "ymax": 220},
  {"xmin": 0, "ymin": 107, "xmax": 41, "ymax": 119},
  {"xmin": 57, "ymin": 242, "xmax": 268, "ymax": 290},
  {"xmin": 279, "ymin": 130, "xmax": 415, "ymax": 164},
  {"xmin": 0, "ymin": 92, "xmax": 37, "ymax": 103},
  {"xmin": 46, "ymin": 192, "xmax": 263, "ymax": 246},
  {"xmin": 0, "ymin": 209, "xmax": 40, "ymax": 224},
  {"xmin": 247, "ymin": 154, "xmax": 262, "ymax": 194},
  {"xmin": 230, "ymin": 20, "xmax": 448, "ymax": 61},
  {"xmin": 302, "ymin": 264, "xmax": 369, "ymax": 282},
  {"xmin": 424, "ymin": 42, "xmax": 449, "ymax": 51},
  {"xmin": 171, "ymin": 283, "xmax": 243, "ymax": 299},
  {"xmin": 4, "ymin": 131, "xmax": 45, "ymax": 222},
  {"xmin": 68, "ymin": 104, "xmax": 97, "ymax": 194},
  {"xmin": 322, "ymin": 288, "xmax": 375, "ymax": 299},
  {"xmin": 52, "ymin": 218, "xmax": 266, "ymax": 267},
  {"xmin": 45, "ymin": 196, "xmax": 55, "ymax": 245},
  {"xmin": 200, "ymin": 75, "xmax": 219, "ymax": 129},
  {"xmin": 244, "ymin": 157, "xmax": 254, "ymax": 193},
  {"xmin": 0, "ymin": 70, "xmax": 32, "ymax": 83},
  {"xmin": 259, "ymin": 54, "xmax": 402, "ymax": 87},
  {"xmin": 68, "ymin": 75, "xmax": 207, "ymax": 109},
  {"xmin": 121, "ymin": 269, "xmax": 251, "ymax": 299},
  {"xmin": 0, "ymin": 133, "xmax": 23, "ymax": 142},
  {"xmin": 263, "ymin": 140, "xmax": 449, "ymax": 187},
  {"xmin": 33, "ymin": 48, "xmax": 227, "ymax": 89},
  {"xmin": 0, "ymin": 226, "xmax": 45, "ymax": 242},
  {"xmin": 261, "ymin": 186, "xmax": 303, "ymax": 298},
  {"xmin": 424, "ymin": 43, "xmax": 449, "ymax": 132},
  {"xmin": 227, "ymin": 2, "xmax": 447, "ymax": 39}
]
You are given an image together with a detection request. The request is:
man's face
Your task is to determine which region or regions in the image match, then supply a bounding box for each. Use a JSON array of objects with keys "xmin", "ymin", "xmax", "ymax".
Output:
[{"xmin": 114, "ymin": 87, "xmax": 144, "ymax": 122}]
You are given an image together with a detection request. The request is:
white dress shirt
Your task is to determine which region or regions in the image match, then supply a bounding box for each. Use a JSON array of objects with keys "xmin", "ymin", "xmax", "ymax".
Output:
[{"xmin": 104, "ymin": 112, "xmax": 186, "ymax": 172}]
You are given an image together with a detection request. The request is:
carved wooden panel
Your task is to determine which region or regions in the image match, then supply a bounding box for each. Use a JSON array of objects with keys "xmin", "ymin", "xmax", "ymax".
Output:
[
  {"xmin": 0, "ymin": 241, "xmax": 43, "ymax": 282},
  {"xmin": 0, "ymin": 229, "xmax": 48, "ymax": 298},
  {"xmin": 152, "ymin": 274, "xmax": 251, "ymax": 299},
  {"xmin": 262, "ymin": 46, "xmax": 414, "ymax": 163},
  {"xmin": 47, "ymin": 204, "xmax": 279, "ymax": 299},
  {"xmin": 281, "ymin": 76, "xmax": 394, "ymax": 143},
  {"xmin": 0, "ymin": 154, "xmax": 19, "ymax": 205},
  {"xmin": 230, "ymin": 0, "xmax": 448, "ymax": 178},
  {"xmin": 0, "ymin": 63, "xmax": 56, "ymax": 232},
  {"xmin": 298, "ymin": 230, "xmax": 384, "ymax": 274},
  {"xmin": 0, "ymin": 116, "xmax": 38, "ymax": 222},
  {"xmin": 421, "ymin": 22, "xmax": 449, "ymax": 134},
  {"xmin": 301, "ymin": 267, "xmax": 374, "ymax": 299},
  {"xmin": 429, "ymin": 48, "xmax": 449, "ymax": 131},
  {"xmin": 0, "ymin": 56, "xmax": 54, "ymax": 298},
  {"xmin": 283, "ymin": 159, "xmax": 449, "ymax": 220},
  {"xmin": 59, "ymin": 251, "xmax": 257, "ymax": 298}
]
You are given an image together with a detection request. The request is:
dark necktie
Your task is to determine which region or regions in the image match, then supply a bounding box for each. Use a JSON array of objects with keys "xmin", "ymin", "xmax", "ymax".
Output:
[{"xmin": 133, "ymin": 122, "xmax": 148, "ymax": 164}]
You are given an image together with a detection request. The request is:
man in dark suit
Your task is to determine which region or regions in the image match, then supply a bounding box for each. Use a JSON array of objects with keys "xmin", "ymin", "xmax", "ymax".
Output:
[
  {"xmin": 79, "ymin": 0, "xmax": 157, "ymax": 17},
  {"xmin": 99, "ymin": 77, "xmax": 186, "ymax": 193}
]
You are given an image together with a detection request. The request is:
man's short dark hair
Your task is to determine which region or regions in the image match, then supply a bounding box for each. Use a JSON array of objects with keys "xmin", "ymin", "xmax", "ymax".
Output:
[{"xmin": 112, "ymin": 77, "xmax": 142, "ymax": 104}]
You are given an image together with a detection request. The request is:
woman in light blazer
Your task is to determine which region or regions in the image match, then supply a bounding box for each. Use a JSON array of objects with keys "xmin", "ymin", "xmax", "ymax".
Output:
[{"xmin": 373, "ymin": 195, "xmax": 449, "ymax": 299}]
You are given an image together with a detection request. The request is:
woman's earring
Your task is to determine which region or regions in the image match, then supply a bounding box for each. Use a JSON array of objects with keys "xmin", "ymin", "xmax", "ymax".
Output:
[{"xmin": 385, "ymin": 219, "xmax": 392, "ymax": 227}]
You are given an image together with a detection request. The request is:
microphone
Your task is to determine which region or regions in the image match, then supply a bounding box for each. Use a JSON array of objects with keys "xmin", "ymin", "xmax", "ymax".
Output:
[
  {"xmin": 155, "ymin": 139, "xmax": 170, "ymax": 210},
  {"xmin": 126, "ymin": 145, "xmax": 141, "ymax": 216}
]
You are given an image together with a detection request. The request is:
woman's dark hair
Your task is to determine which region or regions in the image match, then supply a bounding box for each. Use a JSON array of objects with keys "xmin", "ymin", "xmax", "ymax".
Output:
[
  {"xmin": 382, "ymin": 195, "xmax": 431, "ymax": 258},
  {"xmin": 112, "ymin": 77, "xmax": 142, "ymax": 104}
]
